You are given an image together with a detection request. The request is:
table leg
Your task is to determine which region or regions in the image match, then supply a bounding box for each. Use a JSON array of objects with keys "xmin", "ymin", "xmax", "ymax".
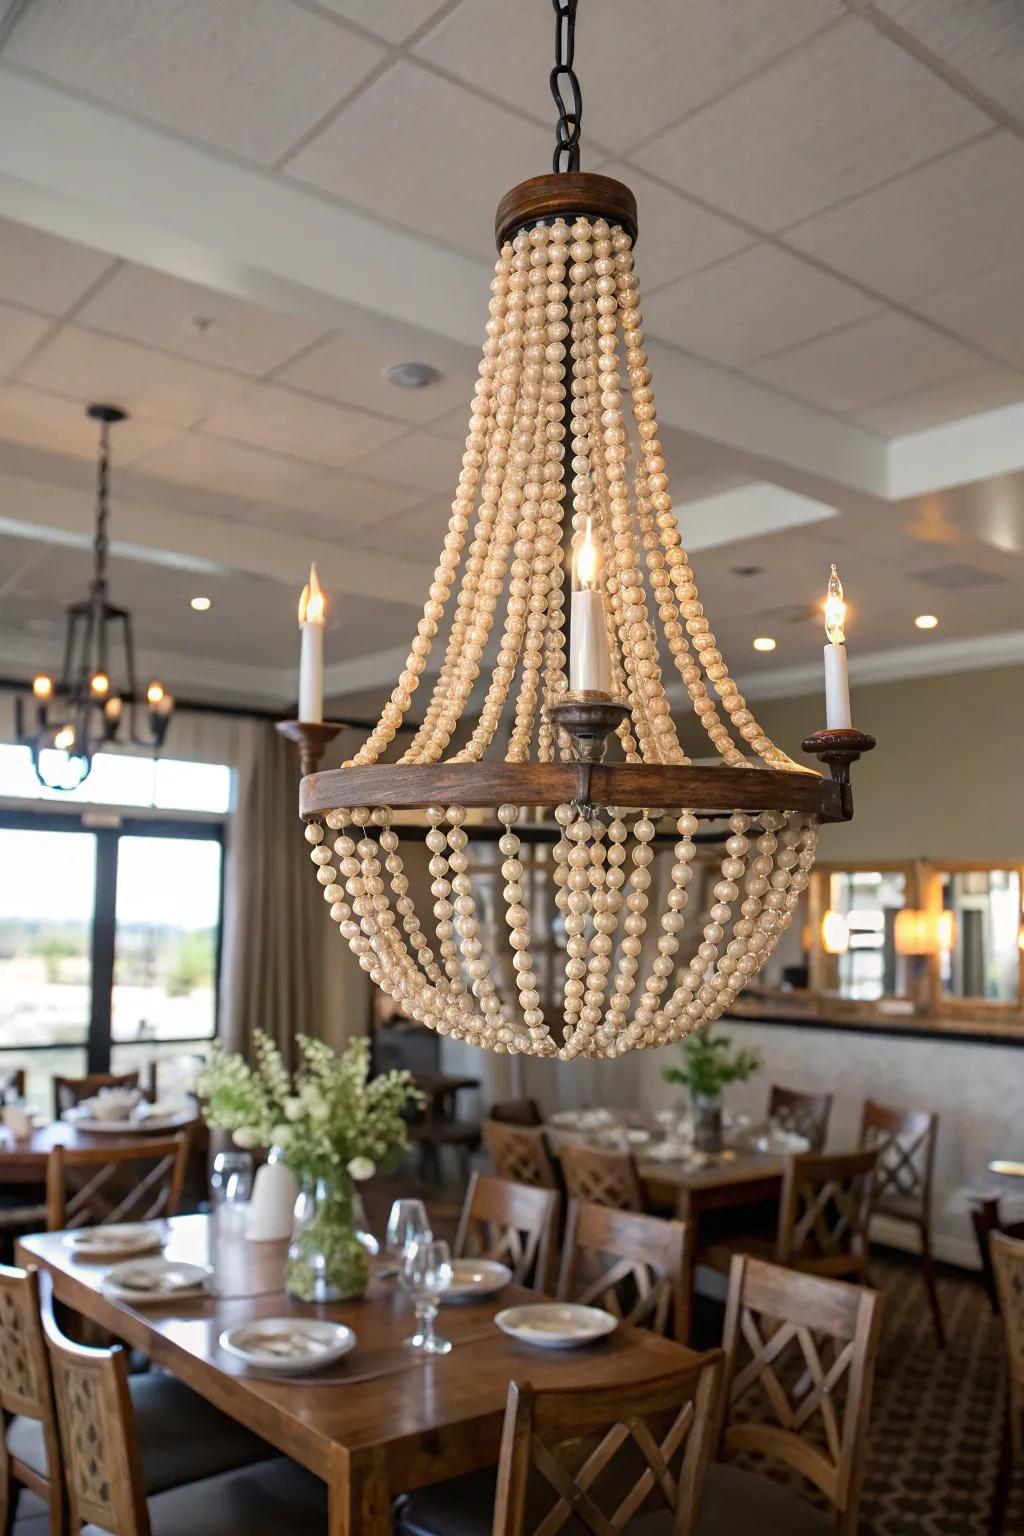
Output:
[{"xmin": 329, "ymin": 1447, "xmax": 391, "ymax": 1536}]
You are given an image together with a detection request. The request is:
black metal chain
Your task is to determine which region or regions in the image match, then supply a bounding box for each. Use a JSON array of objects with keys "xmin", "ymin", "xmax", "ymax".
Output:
[
  {"xmin": 550, "ymin": 0, "xmax": 581, "ymax": 173},
  {"xmin": 92, "ymin": 418, "xmax": 110, "ymax": 592}
]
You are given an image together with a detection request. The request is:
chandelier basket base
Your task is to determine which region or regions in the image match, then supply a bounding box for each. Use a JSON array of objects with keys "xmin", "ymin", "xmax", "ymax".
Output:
[{"xmin": 495, "ymin": 172, "xmax": 638, "ymax": 249}]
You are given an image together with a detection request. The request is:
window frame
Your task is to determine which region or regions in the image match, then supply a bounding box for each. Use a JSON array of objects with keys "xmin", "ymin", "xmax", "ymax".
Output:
[
  {"xmin": 923, "ymin": 859, "xmax": 1024, "ymax": 1020},
  {"xmin": 0, "ymin": 804, "xmax": 225, "ymax": 1074},
  {"xmin": 807, "ymin": 859, "xmax": 922, "ymax": 1008}
]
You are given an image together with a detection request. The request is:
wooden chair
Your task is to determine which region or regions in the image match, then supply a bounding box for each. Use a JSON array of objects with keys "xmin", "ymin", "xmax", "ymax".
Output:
[
  {"xmin": 483, "ymin": 1120, "xmax": 559, "ymax": 1190},
  {"xmin": 52, "ymin": 1065, "xmax": 157, "ymax": 1120},
  {"xmin": 0, "ymin": 1067, "xmax": 26, "ymax": 1101},
  {"xmin": 46, "ymin": 1135, "xmax": 189, "ymax": 1231},
  {"xmin": 704, "ymin": 1254, "xmax": 885, "ymax": 1536},
  {"xmin": 397, "ymin": 1351, "xmax": 723, "ymax": 1536},
  {"xmin": 557, "ymin": 1200, "xmax": 693, "ymax": 1344},
  {"xmin": 560, "ymin": 1143, "xmax": 645, "ymax": 1212},
  {"xmin": 767, "ymin": 1085, "xmax": 833, "ymax": 1153},
  {"xmin": 971, "ymin": 1195, "xmax": 1024, "ymax": 1313},
  {"xmin": 0, "ymin": 1263, "xmax": 65, "ymax": 1535},
  {"xmin": 454, "ymin": 1173, "xmax": 559, "ymax": 1293},
  {"xmin": 488, "ymin": 1098, "xmax": 543, "ymax": 1127},
  {"xmin": 858, "ymin": 1099, "xmax": 944, "ymax": 1346},
  {"xmin": 777, "ymin": 1149, "xmax": 878, "ymax": 1283},
  {"xmin": 41, "ymin": 1293, "xmax": 325, "ymax": 1535},
  {"xmin": 991, "ymin": 1232, "xmax": 1024, "ymax": 1467}
]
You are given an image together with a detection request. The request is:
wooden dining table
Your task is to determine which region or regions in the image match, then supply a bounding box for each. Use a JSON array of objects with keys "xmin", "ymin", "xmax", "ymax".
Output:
[
  {"xmin": 0, "ymin": 1112, "xmax": 199, "ymax": 1184},
  {"xmin": 18, "ymin": 1211, "xmax": 703, "ymax": 1536}
]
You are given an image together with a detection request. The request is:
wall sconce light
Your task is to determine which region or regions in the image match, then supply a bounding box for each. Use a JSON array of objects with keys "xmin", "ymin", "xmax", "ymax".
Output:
[
  {"xmin": 894, "ymin": 909, "xmax": 955, "ymax": 956},
  {"xmin": 820, "ymin": 909, "xmax": 850, "ymax": 956}
]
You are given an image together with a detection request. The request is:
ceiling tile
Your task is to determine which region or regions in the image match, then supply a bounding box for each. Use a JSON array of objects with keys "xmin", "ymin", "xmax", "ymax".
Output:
[
  {"xmin": 344, "ymin": 428, "xmax": 458, "ymax": 493},
  {"xmin": 274, "ymin": 330, "xmax": 476, "ymax": 425},
  {"xmin": 259, "ymin": 469, "xmax": 420, "ymax": 522},
  {"xmin": 0, "ymin": 216, "xmax": 114, "ymax": 316},
  {"xmin": 0, "ymin": 305, "xmax": 52, "ymax": 378},
  {"xmin": 415, "ymin": 0, "xmax": 842, "ymax": 151},
  {"xmin": 286, "ymin": 60, "xmax": 552, "ymax": 259},
  {"xmin": 869, "ymin": 0, "xmax": 1024, "ymax": 124},
  {"xmin": 633, "ymin": 17, "xmax": 990, "ymax": 232},
  {"xmin": 852, "ymin": 366, "xmax": 1024, "ymax": 435},
  {"xmin": 0, "ymin": 384, "xmax": 175, "ymax": 463},
  {"xmin": 314, "ymin": 0, "xmax": 449, "ymax": 43},
  {"xmin": 745, "ymin": 313, "xmax": 983, "ymax": 413},
  {"xmin": 427, "ymin": 402, "xmax": 474, "ymax": 441},
  {"xmin": 642, "ymin": 245, "xmax": 878, "ymax": 366},
  {"xmin": 786, "ymin": 133, "xmax": 1024, "ymax": 301},
  {"xmin": 76, "ymin": 264, "xmax": 325, "ymax": 375},
  {"xmin": 349, "ymin": 498, "xmax": 447, "ymax": 560},
  {"xmin": 18, "ymin": 325, "xmax": 251, "ymax": 426},
  {"xmin": 3, "ymin": 0, "xmax": 385, "ymax": 165},
  {"xmin": 200, "ymin": 383, "xmax": 405, "ymax": 468},
  {"xmin": 130, "ymin": 431, "xmax": 319, "ymax": 500},
  {"xmin": 913, "ymin": 258, "xmax": 1024, "ymax": 369},
  {"xmin": 598, "ymin": 162, "xmax": 753, "ymax": 291}
]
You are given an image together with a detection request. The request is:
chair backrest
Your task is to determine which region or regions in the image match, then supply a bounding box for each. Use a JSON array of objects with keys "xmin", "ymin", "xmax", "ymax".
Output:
[
  {"xmin": 484, "ymin": 1120, "xmax": 559, "ymax": 1190},
  {"xmin": 454, "ymin": 1173, "xmax": 559, "ymax": 1292},
  {"xmin": 971, "ymin": 1197, "xmax": 1024, "ymax": 1313},
  {"xmin": 767, "ymin": 1085, "xmax": 833, "ymax": 1153},
  {"xmin": 53, "ymin": 1069, "xmax": 155, "ymax": 1119},
  {"xmin": 46, "ymin": 1134, "xmax": 189, "ymax": 1230},
  {"xmin": 991, "ymin": 1232, "xmax": 1024, "ymax": 1399},
  {"xmin": 489, "ymin": 1099, "xmax": 543, "ymax": 1128},
  {"xmin": 1, "ymin": 1066, "xmax": 26, "ymax": 1101},
  {"xmin": 560, "ymin": 1143, "xmax": 645, "ymax": 1212},
  {"xmin": 557, "ymin": 1200, "xmax": 692, "ymax": 1343},
  {"xmin": 0, "ymin": 1261, "xmax": 60, "ymax": 1428},
  {"xmin": 777, "ymin": 1149, "xmax": 877, "ymax": 1276},
  {"xmin": 41, "ymin": 1289, "xmax": 150, "ymax": 1536},
  {"xmin": 858, "ymin": 1099, "xmax": 937, "ymax": 1221},
  {"xmin": 719, "ymin": 1255, "xmax": 884, "ymax": 1533},
  {"xmin": 492, "ymin": 1351, "xmax": 722, "ymax": 1536}
]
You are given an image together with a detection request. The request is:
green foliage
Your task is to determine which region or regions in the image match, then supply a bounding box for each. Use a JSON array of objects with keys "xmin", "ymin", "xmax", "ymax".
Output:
[
  {"xmin": 662, "ymin": 1030, "xmax": 761, "ymax": 1100},
  {"xmin": 166, "ymin": 929, "xmax": 214, "ymax": 997}
]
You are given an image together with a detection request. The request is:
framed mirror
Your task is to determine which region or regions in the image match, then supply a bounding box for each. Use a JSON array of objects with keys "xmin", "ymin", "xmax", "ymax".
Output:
[{"xmin": 931, "ymin": 864, "xmax": 1023, "ymax": 1011}]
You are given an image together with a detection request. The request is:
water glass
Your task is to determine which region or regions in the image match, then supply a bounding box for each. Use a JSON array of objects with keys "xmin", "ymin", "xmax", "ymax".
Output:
[
  {"xmin": 385, "ymin": 1198, "xmax": 432, "ymax": 1269},
  {"xmin": 400, "ymin": 1238, "xmax": 453, "ymax": 1355},
  {"xmin": 210, "ymin": 1150, "xmax": 254, "ymax": 1207}
]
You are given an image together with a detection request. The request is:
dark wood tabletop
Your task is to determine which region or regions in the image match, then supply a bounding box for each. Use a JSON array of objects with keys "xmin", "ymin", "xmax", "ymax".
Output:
[
  {"xmin": 0, "ymin": 1113, "xmax": 198, "ymax": 1183},
  {"xmin": 638, "ymin": 1147, "xmax": 785, "ymax": 1218},
  {"xmin": 18, "ymin": 1211, "xmax": 702, "ymax": 1536}
]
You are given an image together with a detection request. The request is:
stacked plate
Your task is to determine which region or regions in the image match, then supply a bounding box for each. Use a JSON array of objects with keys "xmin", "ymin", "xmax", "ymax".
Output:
[
  {"xmin": 64, "ymin": 1223, "xmax": 165, "ymax": 1260},
  {"xmin": 442, "ymin": 1258, "xmax": 511, "ymax": 1302},
  {"xmin": 100, "ymin": 1257, "xmax": 212, "ymax": 1304},
  {"xmin": 495, "ymin": 1303, "xmax": 617, "ymax": 1349},
  {"xmin": 219, "ymin": 1318, "xmax": 356, "ymax": 1376}
]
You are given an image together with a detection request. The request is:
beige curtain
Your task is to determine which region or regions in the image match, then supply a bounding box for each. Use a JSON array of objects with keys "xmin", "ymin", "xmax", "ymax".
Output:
[{"xmin": 219, "ymin": 721, "xmax": 367, "ymax": 1065}]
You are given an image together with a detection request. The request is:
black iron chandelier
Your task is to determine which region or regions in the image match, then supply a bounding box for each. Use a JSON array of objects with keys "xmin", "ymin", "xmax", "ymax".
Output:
[{"xmin": 15, "ymin": 403, "xmax": 174, "ymax": 791}]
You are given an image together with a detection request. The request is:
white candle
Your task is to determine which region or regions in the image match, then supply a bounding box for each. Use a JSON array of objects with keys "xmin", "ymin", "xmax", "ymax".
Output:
[
  {"xmin": 298, "ymin": 562, "xmax": 326, "ymax": 724},
  {"xmin": 569, "ymin": 519, "xmax": 612, "ymax": 694},
  {"xmin": 823, "ymin": 563, "xmax": 852, "ymax": 729}
]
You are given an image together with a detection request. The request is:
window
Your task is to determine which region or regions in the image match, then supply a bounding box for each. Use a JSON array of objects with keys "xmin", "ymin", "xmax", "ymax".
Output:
[{"xmin": 0, "ymin": 753, "xmax": 229, "ymax": 1113}]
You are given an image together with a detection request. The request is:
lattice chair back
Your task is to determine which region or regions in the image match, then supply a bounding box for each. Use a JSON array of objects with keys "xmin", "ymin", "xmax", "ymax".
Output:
[
  {"xmin": 492, "ymin": 1353, "xmax": 721, "ymax": 1536},
  {"xmin": 0, "ymin": 1261, "xmax": 59, "ymax": 1430},
  {"xmin": 489, "ymin": 1099, "xmax": 543, "ymax": 1127},
  {"xmin": 720, "ymin": 1256, "xmax": 883, "ymax": 1533},
  {"xmin": 557, "ymin": 1200, "xmax": 691, "ymax": 1343},
  {"xmin": 559, "ymin": 1144, "xmax": 644, "ymax": 1212},
  {"xmin": 858, "ymin": 1100, "xmax": 937, "ymax": 1222},
  {"xmin": 991, "ymin": 1232, "xmax": 1024, "ymax": 1461},
  {"xmin": 777, "ymin": 1149, "xmax": 877, "ymax": 1278},
  {"xmin": 484, "ymin": 1121, "xmax": 559, "ymax": 1190},
  {"xmin": 454, "ymin": 1173, "xmax": 559, "ymax": 1292},
  {"xmin": 767, "ymin": 1085, "xmax": 833, "ymax": 1153},
  {"xmin": 41, "ymin": 1291, "xmax": 151, "ymax": 1536},
  {"xmin": 46, "ymin": 1135, "xmax": 189, "ymax": 1231},
  {"xmin": 52, "ymin": 1070, "xmax": 150, "ymax": 1118}
]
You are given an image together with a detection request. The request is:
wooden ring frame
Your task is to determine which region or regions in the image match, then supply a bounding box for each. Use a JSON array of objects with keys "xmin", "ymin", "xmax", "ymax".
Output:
[{"xmin": 495, "ymin": 172, "xmax": 639, "ymax": 249}]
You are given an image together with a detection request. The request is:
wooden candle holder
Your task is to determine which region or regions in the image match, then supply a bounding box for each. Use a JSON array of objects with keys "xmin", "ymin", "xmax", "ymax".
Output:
[
  {"xmin": 275, "ymin": 720, "xmax": 346, "ymax": 779},
  {"xmin": 802, "ymin": 727, "xmax": 876, "ymax": 820}
]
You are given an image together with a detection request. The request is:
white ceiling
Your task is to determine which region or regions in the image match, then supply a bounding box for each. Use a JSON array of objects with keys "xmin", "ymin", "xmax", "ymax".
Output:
[{"xmin": 0, "ymin": 0, "xmax": 1023, "ymax": 717}]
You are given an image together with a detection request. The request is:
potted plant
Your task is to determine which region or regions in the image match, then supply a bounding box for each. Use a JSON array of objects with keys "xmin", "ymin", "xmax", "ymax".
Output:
[
  {"xmin": 661, "ymin": 1031, "xmax": 761, "ymax": 1152},
  {"xmin": 198, "ymin": 1033, "xmax": 420, "ymax": 1301}
]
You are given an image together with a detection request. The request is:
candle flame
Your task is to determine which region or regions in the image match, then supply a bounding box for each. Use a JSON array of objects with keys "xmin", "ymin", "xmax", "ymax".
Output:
[
  {"xmin": 90, "ymin": 671, "xmax": 110, "ymax": 697},
  {"xmin": 32, "ymin": 674, "xmax": 53, "ymax": 701},
  {"xmin": 824, "ymin": 563, "xmax": 846, "ymax": 645},
  {"xmin": 53, "ymin": 724, "xmax": 76, "ymax": 752},
  {"xmin": 298, "ymin": 561, "xmax": 326, "ymax": 625},
  {"xmin": 574, "ymin": 519, "xmax": 600, "ymax": 590},
  {"xmin": 146, "ymin": 681, "xmax": 164, "ymax": 706}
]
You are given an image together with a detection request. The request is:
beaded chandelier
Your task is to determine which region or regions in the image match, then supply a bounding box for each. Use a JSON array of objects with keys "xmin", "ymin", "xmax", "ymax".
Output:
[{"xmin": 299, "ymin": 0, "xmax": 874, "ymax": 1061}]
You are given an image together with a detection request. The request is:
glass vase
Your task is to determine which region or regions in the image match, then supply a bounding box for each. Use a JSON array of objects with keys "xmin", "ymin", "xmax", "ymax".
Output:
[
  {"xmin": 286, "ymin": 1175, "xmax": 370, "ymax": 1302},
  {"xmin": 692, "ymin": 1091, "xmax": 724, "ymax": 1153}
]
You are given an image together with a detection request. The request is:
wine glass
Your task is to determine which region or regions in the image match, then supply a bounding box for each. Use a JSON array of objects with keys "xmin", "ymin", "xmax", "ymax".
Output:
[
  {"xmin": 384, "ymin": 1198, "xmax": 432, "ymax": 1275},
  {"xmin": 400, "ymin": 1238, "xmax": 453, "ymax": 1354},
  {"xmin": 210, "ymin": 1151, "xmax": 254, "ymax": 1207}
]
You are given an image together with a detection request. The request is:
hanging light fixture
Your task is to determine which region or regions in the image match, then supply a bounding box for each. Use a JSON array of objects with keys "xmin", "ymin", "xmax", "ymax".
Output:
[
  {"xmin": 298, "ymin": 0, "xmax": 875, "ymax": 1061},
  {"xmin": 15, "ymin": 404, "xmax": 174, "ymax": 790}
]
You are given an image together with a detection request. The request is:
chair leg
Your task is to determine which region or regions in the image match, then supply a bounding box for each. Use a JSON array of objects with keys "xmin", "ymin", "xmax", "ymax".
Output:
[{"xmin": 920, "ymin": 1224, "xmax": 946, "ymax": 1349}]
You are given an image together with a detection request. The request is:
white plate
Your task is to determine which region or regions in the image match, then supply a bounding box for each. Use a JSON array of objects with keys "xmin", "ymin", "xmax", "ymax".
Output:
[
  {"xmin": 548, "ymin": 1109, "xmax": 616, "ymax": 1131},
  {"xmin": 442, "ymin": 1259, "xmax": 512, "ymax": 1301},
  {"xmin": 219, "ymin": 1318, "xmax": 356, "ymax": 1376},
  {"xmin": 495, "ymin": 1303, "xmax": 618, "ymax": 1349},
  {"xmin": 64, "ymin": 1224, "xmax": 165, "ymax": 1260},
  {"xmin": 754, "ymin": 1130, "xmax": 810, "ymax": 1155},
  {"xmin": 63, "ymin": 1112, "xmax": 190, "ymax": 1134},
  {"xmin": 101, "ymin": 1258, "xmax": 212, "ymax": 1304}
]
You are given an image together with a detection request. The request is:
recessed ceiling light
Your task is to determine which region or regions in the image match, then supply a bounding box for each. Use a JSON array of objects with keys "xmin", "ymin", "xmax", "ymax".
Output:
[
  {"xmin": 752, "ymin": 636, "xmax": 776, "ymax": 652},
  {"xmin": 731, "ymin": 564, "xmax": 764, "ymax": 578},
  {"xmin": 190, "ymin": 596, "xmax": 212, "ymax": 612},
  {"xmin": 384, "ymin": 361, "xmax": 441, "ymax": 390},
  {"xmin": 914, "ymin": 613, "xmax": 938, "ymax": 630}
]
